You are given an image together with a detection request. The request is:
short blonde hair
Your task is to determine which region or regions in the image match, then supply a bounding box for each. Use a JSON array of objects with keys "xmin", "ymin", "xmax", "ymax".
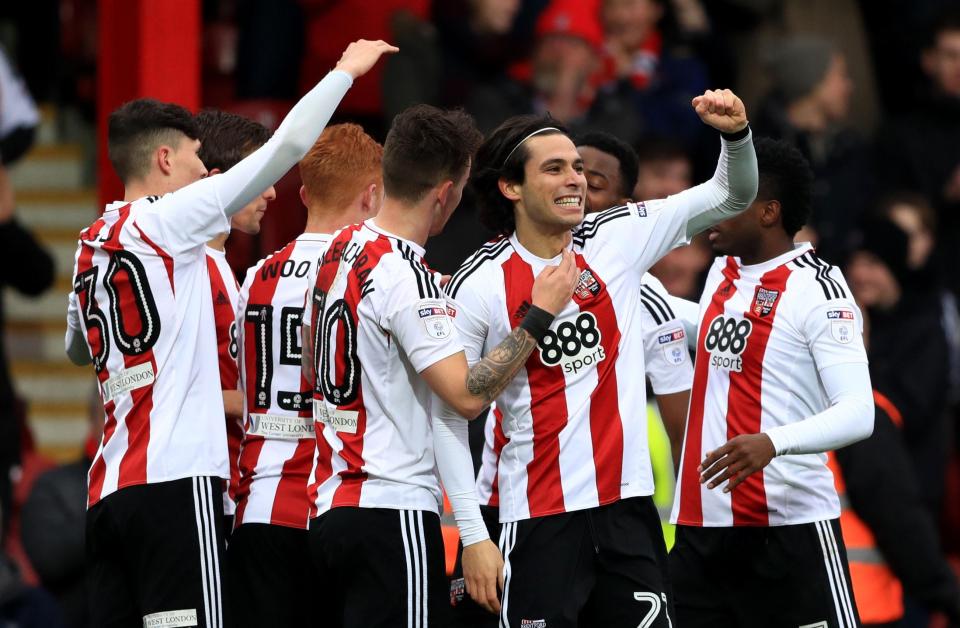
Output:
[{"xmin": 298, "ymin": 123, "xmax": 383, "ymax": 209}]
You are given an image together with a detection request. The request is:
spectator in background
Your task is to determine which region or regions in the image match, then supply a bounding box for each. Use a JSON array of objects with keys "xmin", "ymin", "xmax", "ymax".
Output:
[
  {"xmin": 755, "ymin": 35, "xmax": 872, "ymax": 261},
  {"xmin": 876, "ymin": 6, "xmax": 960, "ymax": 298},
  {"xmin": 0, "ymin": 45, "xmax": 39, "ymax": 166},
  {"xmin": 595, "ymin": 0, "xmax": 708, "ymax": 146},
  {"xmin": 847, "ymin": 218, "xmax": 952, "ymax": 521},
  {"xmin": 0, "ymin": 166, "xmax": 54, "ymax": 538},
  {"xmin": 636, "ymin": 138, "xmax": 711, "ymax": 299},
  {"xmin": 20, "ymin": 390, "xmax": 101, "ymax": 628}
]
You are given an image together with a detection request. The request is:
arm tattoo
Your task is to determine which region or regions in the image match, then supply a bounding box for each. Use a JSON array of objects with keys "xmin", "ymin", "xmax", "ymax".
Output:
[{"xmin": 466, "ymin": 327, "xmax": 538, "ymax": 403}]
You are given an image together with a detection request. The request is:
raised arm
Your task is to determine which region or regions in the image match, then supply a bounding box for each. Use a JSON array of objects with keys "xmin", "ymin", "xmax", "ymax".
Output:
[
  {"xmin": 213, "ymin": 40, "xmax": 397, "ymax": 217},
  {"xmin": 679, "ymin": 89, "xmax": 757, "ymax": 237}
]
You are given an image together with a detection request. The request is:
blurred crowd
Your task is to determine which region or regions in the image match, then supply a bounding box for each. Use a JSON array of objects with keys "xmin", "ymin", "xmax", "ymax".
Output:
[{"xmin": 0, "ymin": 0, "xmax": 958, "ymax": 627}]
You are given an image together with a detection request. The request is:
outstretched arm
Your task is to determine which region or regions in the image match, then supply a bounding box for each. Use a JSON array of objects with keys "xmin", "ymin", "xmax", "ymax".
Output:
[{"xmin": 213, "ymin": 40, "xmax": 398, "ymax": 217}]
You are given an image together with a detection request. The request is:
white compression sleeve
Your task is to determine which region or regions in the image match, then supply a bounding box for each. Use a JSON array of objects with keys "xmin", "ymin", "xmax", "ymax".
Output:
[
  {"xmin": 681, "ymin": 130, "xmax": 759, "ymax": 238},
  {"xmin": 433, "ymin": 399, "xmax": 489, "ymax": 547},
  {"xmin": 764, "ymin": 362, "xmax": 875, "ymax": 456},
  {"xmin": 213, "ymin": 70, "xmax": 353, "ymax": 217}
]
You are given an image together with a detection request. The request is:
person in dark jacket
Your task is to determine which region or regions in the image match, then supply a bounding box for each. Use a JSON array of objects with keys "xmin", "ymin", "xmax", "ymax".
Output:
[
  {"xmin": 836, "ymin": 394, "xmax": 960, "ymax": 627},
  {"xmin": 0, "ymin": 165, "xmax": 54, "ymax": 535},
  {"xmin": 847, "ymin": 218, "xmax": 951, "ymax": 520}
]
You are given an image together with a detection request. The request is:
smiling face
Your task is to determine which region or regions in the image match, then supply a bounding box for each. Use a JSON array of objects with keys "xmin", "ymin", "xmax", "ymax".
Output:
[{"xmin": 510, "ymin": 133, "xmax": 586, "ymax": 234}]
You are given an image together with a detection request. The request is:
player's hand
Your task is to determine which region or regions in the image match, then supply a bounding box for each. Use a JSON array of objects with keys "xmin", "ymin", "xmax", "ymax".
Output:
[
  {"xmin": 692, "ymin": 89, "xmax": 747, "ymax": 134},
  {"xmin": 699, "ymin": 433, "xmax": 775, "ymax": 492},
  {"xmin": 531, "ymin": 249, "xmax": 579, "ymax": 315},
  {"xmin": 462, "ymin": 539, "xmax": 504, "ymax": 614},
  {"xmin": 334, "ymin": 39, "xmax": 399, "ymax": 80}
]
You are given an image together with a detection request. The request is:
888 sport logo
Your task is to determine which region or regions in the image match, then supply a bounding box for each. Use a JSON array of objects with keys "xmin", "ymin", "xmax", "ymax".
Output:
[{"xmin": 538, "ymin": 312, "xmax": 606, "ymax": 374}]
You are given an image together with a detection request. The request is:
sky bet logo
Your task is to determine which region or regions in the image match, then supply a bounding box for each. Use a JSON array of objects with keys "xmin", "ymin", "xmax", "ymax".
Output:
[
  {"xmin": 658, "ymin": 329, "xmax": 685, "ymax": 344},
  {"xmin": 826, "ymin": 309, "xmax": 854, "ymax": 320}
]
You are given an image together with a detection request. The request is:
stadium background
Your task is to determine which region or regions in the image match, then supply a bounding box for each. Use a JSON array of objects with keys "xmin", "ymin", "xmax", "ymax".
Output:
[{"xmin": 0, "ymin": 0, "xmax": 957, "ymax": 626}]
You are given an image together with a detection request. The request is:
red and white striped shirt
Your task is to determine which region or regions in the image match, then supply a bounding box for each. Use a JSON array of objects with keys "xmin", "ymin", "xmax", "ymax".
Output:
[
  {"xmin": 206, "ymin": 247, "xmax": 241, "ymax": 516},
  {"xmin": 234, "ymin": 234, "xmax": 329, "ymax": 529},
  {"xmin": 448, "ymin": 202, "xmax": 702, "ymax": 522},
  {"xmin": 671, "ymin": 244, "xmax": 868, "ymax": 527},
  {"xmin": 474, "ymin": 272, "xmax": 695, "ymax": 508},
  {"xmin": 304, "ymin": 220, "xmax": 463, "ymax": 517},
  {"xmin": 67, "ymin": 195, "xmax": 231, "ymax": 506}
]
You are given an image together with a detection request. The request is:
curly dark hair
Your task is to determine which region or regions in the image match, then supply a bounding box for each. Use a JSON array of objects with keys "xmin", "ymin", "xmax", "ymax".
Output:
[
  {"xmin": 575, "ymin": 131, "xmax": 639, "ymax": 199},
  {"xmin": 472, "ymin": 114, "xmax": 569, "ymax": 236},
  {"xmin": 195, "ymin": 109, "xmax": 270, "ymax": 172},
  {"xmin": 108, "ymin": 98, "xmax": 199, "ymax": 184},
  {"xmin": 382, "ymin": 104, "xmax": 483, "ymax": 204},
  {"xmin": 754, "ymin": 136, "xmax": 813, "ymax": 236}
]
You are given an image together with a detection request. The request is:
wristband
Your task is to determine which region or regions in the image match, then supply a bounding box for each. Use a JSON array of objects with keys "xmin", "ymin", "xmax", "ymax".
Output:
[
  {"xmin": 519, "ymin": 305, "xmax": 555, "ymax": 342},
  {"xmin": 721, "ymin": 124, "xmax": 750, "ymax": 142}
]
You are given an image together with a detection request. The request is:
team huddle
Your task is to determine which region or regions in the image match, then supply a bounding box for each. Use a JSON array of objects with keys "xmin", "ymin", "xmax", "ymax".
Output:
[{"xmin": 65, "ymin": 40, "xmax": 874, "ymax": 628}]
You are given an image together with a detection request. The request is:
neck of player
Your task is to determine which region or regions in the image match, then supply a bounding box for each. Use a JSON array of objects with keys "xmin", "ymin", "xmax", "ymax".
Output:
[
  {"xmin": 739, "ymin": 232, "xmax": 795, "ymax": 266},
  {"xmin": 207, "ymin": 233, "xmax": 228, "ymax": 251},
  {"xmin": 514, "ymin": 215, "xmax": 572, "ymax": 259},
  {"xmin": 370, "ymin": 196, "xmax": 432, "ymax": 247}
]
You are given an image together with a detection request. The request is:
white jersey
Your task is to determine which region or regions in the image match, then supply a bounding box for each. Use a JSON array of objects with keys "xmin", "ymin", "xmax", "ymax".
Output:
[
  {"xmin": 234, "ymin": 234, "xmax": 329, "ymax": 529},
  {"xmin": 474, "ymin": 272, "xmax": 694, "ymax": 507},
  {"xmin": 205, "ymin": 248, "xmax": 242, "ymax": 516},
  {"xmin": 671, "ymin": 243, "xmax": 868, "ymax": 527},
  {"xmin": 304, "ymin": 220, "xmax": 462, "ymax": 516},
  {"xmin": 67, "ymin": 195, "xmax": 231, "ymax": 506}
]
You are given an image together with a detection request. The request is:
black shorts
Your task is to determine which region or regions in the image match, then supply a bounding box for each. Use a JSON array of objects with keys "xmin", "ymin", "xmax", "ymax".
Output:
[
  {"xmin": 308, "ymin": 507, "xmax": 449, "ymax": 628},
  {"xmin": 670, "ymin": 519, "xmax": 861, "ymax": 628},
  {"xmin": 449, "ymin": 505, "xmax": 502, "ymax": 628},
  {"xmin": 500, "ymin": 496, "xmax": 673, "ymax": 628},
  {"xmin": 86, "ymin": 476, "xmax": 228, "ymax": 628},
  {"xmin": 226, "ymin": 523, "xmax": 311, "ymax": 628}
]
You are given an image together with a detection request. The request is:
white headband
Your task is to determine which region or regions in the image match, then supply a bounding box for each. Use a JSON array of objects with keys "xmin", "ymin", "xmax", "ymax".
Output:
[{"xmin": 502, "ymin": 127, "xmax": 562, "ymax": 167}]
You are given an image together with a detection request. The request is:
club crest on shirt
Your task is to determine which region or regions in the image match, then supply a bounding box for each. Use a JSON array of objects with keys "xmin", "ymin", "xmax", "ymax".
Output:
[
  {"xmin": 417, "ymin": 300, "xmax": 452, "ymax": 339},
  {"xmin": 752, "ymin": 287, "xmax": 780, "ymax": 317},
  {"xmin": 573, "ymin": 268, "xmax": 602, "ymax": 301}
]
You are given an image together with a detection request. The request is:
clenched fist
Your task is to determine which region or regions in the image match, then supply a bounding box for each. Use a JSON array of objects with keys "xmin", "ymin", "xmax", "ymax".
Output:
[{"xmin": 692, "ymin": 88, "xmax": 748, "ymax": 135}]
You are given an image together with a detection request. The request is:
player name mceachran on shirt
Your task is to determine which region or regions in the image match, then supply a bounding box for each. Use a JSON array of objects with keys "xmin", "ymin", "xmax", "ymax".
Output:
[
  {"xmin": 672, "ymin": 243, "xmax": 872, "ymax": 528},
  {"xmin": 302, "ymin": 220, "xmax": 464, "ymax": 515}
]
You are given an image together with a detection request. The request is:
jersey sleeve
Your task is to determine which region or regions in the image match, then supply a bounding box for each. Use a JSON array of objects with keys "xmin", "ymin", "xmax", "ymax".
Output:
[
  {"xmin": 585, "ymin": 131, "xmax": 757, "ymax": 273},
  {"xmin": 133, "ymin": 70, "xmax": 355, "ymax": 256},
  {"xmin": 799, "ymin": 278, "xmax": 869, "ymax": 371},
  {"xmin": 639, "ymin": 277, "xmax": 694, "ymax": 395},
  {"xmin": 381, "ymin": 265, "xmax": 465, "ymax": 373},
  {"xmin": 443, "ymin": 269, "xmax": 491, "ymax": 368}
]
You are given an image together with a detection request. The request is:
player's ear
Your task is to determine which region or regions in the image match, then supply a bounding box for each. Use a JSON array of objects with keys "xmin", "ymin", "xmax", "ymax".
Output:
[
  {"xmin": 362, "ymin": 182, "xmax": 380, "ymax": 214},
  {"xmin": 207, "ymin": 167, "xmax": 222, "ymax": 177},
  {"xmin": 299, "ymin": 185, "xmax": 309, "ymax": 208},
  {"xmin": 499, "ymin": 178, "xmax": 521, "ymax": 202},
  {"xmin": 761, "ymin": 199, "xmax": 782, "ymax": 228},
  {"xmin": 156, "ymin": 146, "xmax": 174, "ymax": 176},
  {"xmin": 436, "ymin": 179, "xmax": 454, "ymax": 209}
]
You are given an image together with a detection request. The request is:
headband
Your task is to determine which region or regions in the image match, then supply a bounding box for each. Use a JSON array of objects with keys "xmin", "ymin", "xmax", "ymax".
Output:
[{"xmin": 502, "ymin": 127, "xmax": 561, "ymax": 168}]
